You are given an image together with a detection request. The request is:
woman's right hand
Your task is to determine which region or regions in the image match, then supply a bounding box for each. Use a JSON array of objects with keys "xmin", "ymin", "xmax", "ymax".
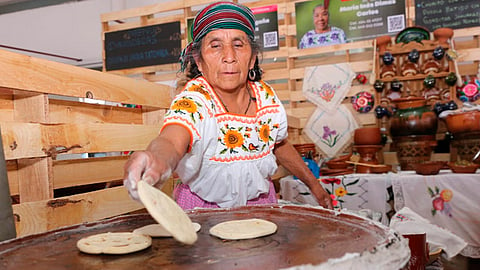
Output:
[{"xmin": 123, "ymin": 150, "xmax": 172, "ymax": 201}]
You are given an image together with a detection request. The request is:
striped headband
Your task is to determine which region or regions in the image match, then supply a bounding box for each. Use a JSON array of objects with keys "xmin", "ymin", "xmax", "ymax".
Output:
[{"xmin": 180, "ymin": 1, "xmax": 256, "ymax": 71}]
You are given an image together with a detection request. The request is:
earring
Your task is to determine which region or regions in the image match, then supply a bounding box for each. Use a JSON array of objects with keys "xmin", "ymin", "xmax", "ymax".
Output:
[{"xmin": 248, "ymin": 69, "xmax": 256, "ymax": 81}]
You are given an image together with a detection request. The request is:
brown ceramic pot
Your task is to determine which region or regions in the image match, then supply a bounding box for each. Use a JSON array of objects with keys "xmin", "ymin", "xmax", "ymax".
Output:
[
  {"xmin": 392, "ymin": 135, "xmax": 437, "ymax": 170},
  {"xmin": 353, "ymin": 145, "xmax": 383, "ymax": 164},
  {"xmin": 445, "ymin": 111, "xmax": 480, "ymax": 135},
  {"xmin": 433, "ymin": 27, "xmax": 454, "ymax": 46},
  {"xmin": 354, "ymin": 127, "xmax": 382, "ymax": 145},
  {"xmin": 390, "ymin": 97, "xmax": 438, "ymax": 137}
]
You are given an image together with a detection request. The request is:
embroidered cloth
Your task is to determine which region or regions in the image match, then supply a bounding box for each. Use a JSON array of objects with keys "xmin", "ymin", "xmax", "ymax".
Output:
[
  {"xmin": 304, "ymin": 104, "xmax": 358, "ymax": 158},
  {"xmin": 302, "ymin": 63, "xmax": 355, "ymax": 113},
  {"xmin": 392, "ymin": 171, "xmax": 479, "ymax": 258},
  {"xmin": 163, "ymin": 77, "xmax": 288, "ymax": 208}
]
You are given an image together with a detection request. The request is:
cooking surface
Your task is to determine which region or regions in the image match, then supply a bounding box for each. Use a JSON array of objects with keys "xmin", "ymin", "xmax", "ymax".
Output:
[{"xmin": 0, "ymin": 205, "xmax": 392, "ymax": 269}]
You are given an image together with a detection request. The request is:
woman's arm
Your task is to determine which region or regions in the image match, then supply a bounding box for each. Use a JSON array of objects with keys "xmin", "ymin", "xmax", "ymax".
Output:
[{"xmin": 273, "ymin": 139, "xmax": 333, "ymax": 209}]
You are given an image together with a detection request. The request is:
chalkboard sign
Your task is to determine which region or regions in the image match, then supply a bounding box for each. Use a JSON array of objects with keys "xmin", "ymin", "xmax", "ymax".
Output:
[
  {"xmin": 104, "ymin": 22, "xmax": 182, "ymax": 71},
  {"xmin": 415, "ymin": 0, "xmax": 480, "ymax": 31}
]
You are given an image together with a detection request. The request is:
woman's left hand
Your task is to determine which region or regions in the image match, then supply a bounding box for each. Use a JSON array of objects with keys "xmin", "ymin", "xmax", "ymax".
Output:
[{"xmin": 310, "ymin": 183, "xmax": 333, "ymax": 210}]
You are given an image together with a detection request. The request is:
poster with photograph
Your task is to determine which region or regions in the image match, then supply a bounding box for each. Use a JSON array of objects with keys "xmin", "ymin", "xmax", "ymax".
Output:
[
  {"xmin": 251, "ymin": 5, "xmax": 279, "ymax": 51},
  {"xmin": 415, "ymin": 0, "xmax": 480, "ymax": 31},
  {"xmin": 296, "ymin": 0, "xmax": 406, "ymax": 49}
]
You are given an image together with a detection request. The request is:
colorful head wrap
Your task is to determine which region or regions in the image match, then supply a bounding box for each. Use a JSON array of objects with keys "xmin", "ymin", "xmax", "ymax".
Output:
[{"xmin": 180, "ymin": 1, "xmax": 256, "ymax": 71}]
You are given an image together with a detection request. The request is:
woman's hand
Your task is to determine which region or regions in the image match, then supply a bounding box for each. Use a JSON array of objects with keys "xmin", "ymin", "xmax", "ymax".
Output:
[
  {"xmin": 310, "ymin": 183, "xmax": 333, "ymax": 210},
  {"xmin": 123, "ymin": 125, "xmax": 190, "ymax": 201},
  {"xmin": 273, "ymin": 140, "xmax": 333, "ymax": 210},
  {"xmin": 123, "ymin": 150, "xmax": 171, "ymax": 201}
]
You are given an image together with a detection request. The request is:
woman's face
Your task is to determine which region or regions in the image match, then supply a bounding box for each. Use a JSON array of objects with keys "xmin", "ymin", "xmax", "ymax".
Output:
[
  {"xmin": 313, "ymin": 6, "xmax": 329, "ymax": 33},
  {"xmin": 195, "ymin": 29, "xmax": 255, "ymax": 93}
]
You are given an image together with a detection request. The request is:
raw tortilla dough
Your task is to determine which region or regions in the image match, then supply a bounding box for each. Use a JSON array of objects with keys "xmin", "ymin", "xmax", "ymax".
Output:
[
  {"xmin": 209, "ymin": 218, "xmax": 277, "ymax": 240},
  {"xmin": 133, "ymin": 222, "xmax": 201, "ymax": 237},
  {"xmin": 137, "ymin": 180, "xmax": 198, "ymax": 245},
  {"xmin": 76, "ymin": 232, "xmax": 151, "ymax": 255}
]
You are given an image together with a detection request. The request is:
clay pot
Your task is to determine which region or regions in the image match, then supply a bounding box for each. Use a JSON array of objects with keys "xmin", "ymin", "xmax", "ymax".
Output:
[
  {"xmin": 390, "ymin": 97, "xmax": 438, "ymax": 137},
  {"xmin": 353, "ymin": 145, "xmax": 382, "ymax": 164},
  {"xmin": 393, "ymin": 135, "xmax": 437, "ymax": 170},
  {"xmin": 412, "ymin": 161, "xmax": 446, "ymax": 175},
  {"xmin": 433, "ymin": 27, "xmax": 454, "ymax": 46},
  {"xmin": 375, "ymin": 35, "xmax": 392, "ymax": 54},
  {"xmin": 450, "ymin": 131, "xmax": 480, "ymax": 162},
  {"xmin": 354, "ymin": 127, "xmax": 382, "ymax": 145},
  {"xmin": 445, "ymin": 111, "xmax": 480, "ymax": 134},
  {"xmin": 325, "ymin": 160, "xmax": 350, "ymax": 170}
]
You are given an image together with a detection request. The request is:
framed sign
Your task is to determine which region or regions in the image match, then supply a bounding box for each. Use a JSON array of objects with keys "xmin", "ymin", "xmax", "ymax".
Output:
[
  {"xmin": 252, "ymin": 5, "xmax": 279, "ymax": 51},
  {"xmin": 104, "ymin": 22, "xmax": 182, "ymax": 71}
]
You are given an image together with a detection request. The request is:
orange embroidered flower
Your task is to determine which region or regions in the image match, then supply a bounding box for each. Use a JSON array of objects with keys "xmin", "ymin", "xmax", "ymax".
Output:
[
  {"xmin": 188, "ymin": 85, "xmax": 211, "ymax": 100},
  {"xmin": 172, "ymin": 98, "xmax": 197, "ymax": 113},
  {"xmin": 335, "ymin": 187, "xmax": 347, "ymax": 197},
  {"xmin": 261, "ymin": 81, "xmax": 274, "ymax": 97},
  {"xmin": 223, "ymin": 129, "xmax": 244, "ymax": 149},
  {"xmin": 259, "ymin": 124, "xmax": 271, "ymax": 143}
]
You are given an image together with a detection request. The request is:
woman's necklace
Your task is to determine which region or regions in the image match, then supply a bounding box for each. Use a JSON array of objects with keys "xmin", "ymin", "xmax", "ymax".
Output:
[{"xmin": 218, "ymin": 87, "xmax": 255, "ymax": 115}]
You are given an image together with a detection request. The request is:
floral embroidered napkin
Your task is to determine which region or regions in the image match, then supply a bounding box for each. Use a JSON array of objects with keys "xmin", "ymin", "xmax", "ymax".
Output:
[
  {"xmin": 302, "ymin": 63, "xmax": 355, "ymax": 113},
  {"xmin": 304, "ymin": 104, "xmax": 358, "ymax": 158}
]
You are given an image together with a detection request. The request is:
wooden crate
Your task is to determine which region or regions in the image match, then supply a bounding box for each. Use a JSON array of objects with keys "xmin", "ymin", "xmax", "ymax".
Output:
[{"xmin": 0, "ymin": 48, "xmax": 172, "ymax": 237}]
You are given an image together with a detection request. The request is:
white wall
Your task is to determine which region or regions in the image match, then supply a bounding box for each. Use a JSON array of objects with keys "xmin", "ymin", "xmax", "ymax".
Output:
[{"xmin": 0, "ymin": 0, "xmax": 169, "ymax": 68}]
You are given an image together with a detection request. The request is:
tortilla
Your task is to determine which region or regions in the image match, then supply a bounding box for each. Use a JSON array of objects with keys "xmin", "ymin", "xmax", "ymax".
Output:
[
  {"xmin": 133, "ymin": 222, "xmax": 201, "ymax": 237},
  {"xmin": 137, "ymin": 180, "xmax": 198, "ymax": 245},
  {"xmin": 76, "ymin": 232, "xmax": 151, "ymax": 255},
  {"xmin": 209, "ymin": 218, "xmax": 277, "ymax": 240}
]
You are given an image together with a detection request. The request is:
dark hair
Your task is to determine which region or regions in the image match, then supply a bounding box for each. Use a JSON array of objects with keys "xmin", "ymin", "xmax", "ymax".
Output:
[{"xmin": 177, "ymin": 36, "xmax": 263, "ymax": 91}]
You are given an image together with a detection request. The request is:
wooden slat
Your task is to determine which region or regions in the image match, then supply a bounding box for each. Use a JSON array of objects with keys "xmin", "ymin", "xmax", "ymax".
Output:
[
  {"xmin": 48, "ymin": 99, "xmax": 148, "ymax": 125},
  {"xmin": 0, "ymin": 122, "xmax": 160, "ymax": 160},
  {"xmin": 12, "ymin": 187, "xmax": 144, "ymax": 237},
  {"xmin": 0, "ymin": 49, "xmax": 171, "ymax": 109},
  {"xmin": 18, "ymin": 157, "xmax": 52, "ymax": 203},
  {"xmin": 53, "ymin": 156, "xmax": 128, "ymax": 189}
]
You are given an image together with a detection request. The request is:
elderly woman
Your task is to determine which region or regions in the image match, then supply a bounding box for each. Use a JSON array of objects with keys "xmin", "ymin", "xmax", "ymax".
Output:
[
  {"xmin": 299, "ymin": 4, "xmax": 347, "ymax": 49},
  {"xmin": 123, "ymin": 1, "xmax": 333, "ymax": 210}
]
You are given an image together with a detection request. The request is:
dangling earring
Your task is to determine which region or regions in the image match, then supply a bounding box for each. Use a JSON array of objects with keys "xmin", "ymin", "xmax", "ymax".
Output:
[{"xmin": 248, "ymin": 69, "xmax": 256, "ymax": 81}]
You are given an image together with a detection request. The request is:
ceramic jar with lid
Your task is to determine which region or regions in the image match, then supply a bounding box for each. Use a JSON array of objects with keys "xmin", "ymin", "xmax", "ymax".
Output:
[{"xmin": 389, "ymin": 97, "xmax": 438, "ymax": 137}]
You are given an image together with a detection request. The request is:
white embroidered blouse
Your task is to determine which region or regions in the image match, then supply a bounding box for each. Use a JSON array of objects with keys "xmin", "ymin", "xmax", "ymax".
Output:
[{"xmin": 163, "ymin": 77, "xmax": 288, "ymax": 208}]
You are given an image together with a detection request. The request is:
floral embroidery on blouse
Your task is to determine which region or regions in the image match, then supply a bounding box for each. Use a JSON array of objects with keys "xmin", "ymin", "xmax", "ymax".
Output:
[
  {"xmin": 260, "ymin": 81, "xmax": 275, "ymax": 100},
  {"xmin": 187, "ymin": 84, "xmax": 211, "ymax": 100},
  {"xmin": 168, "ymin": 96, "xmax": 204, "ymax": 123},
  {"xmin": 219, "ymin": 124, "xmax": 248, "ymax": 154}
]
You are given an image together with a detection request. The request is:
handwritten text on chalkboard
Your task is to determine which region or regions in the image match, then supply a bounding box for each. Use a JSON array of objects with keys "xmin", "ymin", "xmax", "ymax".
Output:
[
  {"xmin": 105, "ymin": 22, "xmax": 181, "ymax": 71},
  {"xmin": 415, "ymin": 0, "xmax": 480, "ymax": 31}
]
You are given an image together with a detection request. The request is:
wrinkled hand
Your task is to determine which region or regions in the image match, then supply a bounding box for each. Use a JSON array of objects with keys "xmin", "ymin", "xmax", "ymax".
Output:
[
  {"xmin": 310, "ymin": 184, "xmax": 333, "ymax": 210},
  {"xmin": 123, "ymin": 151, "xmax": 171, "ymax": 201}
]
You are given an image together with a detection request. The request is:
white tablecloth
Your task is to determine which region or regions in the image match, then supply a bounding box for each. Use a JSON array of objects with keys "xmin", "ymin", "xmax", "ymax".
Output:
[
  {"xmin": 280, "ymin": 173, "xmax": 393, "ymax": 225},
  {"xmin": 392, "ymin": 170, "xmax": 480, "ymax": 258}
]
